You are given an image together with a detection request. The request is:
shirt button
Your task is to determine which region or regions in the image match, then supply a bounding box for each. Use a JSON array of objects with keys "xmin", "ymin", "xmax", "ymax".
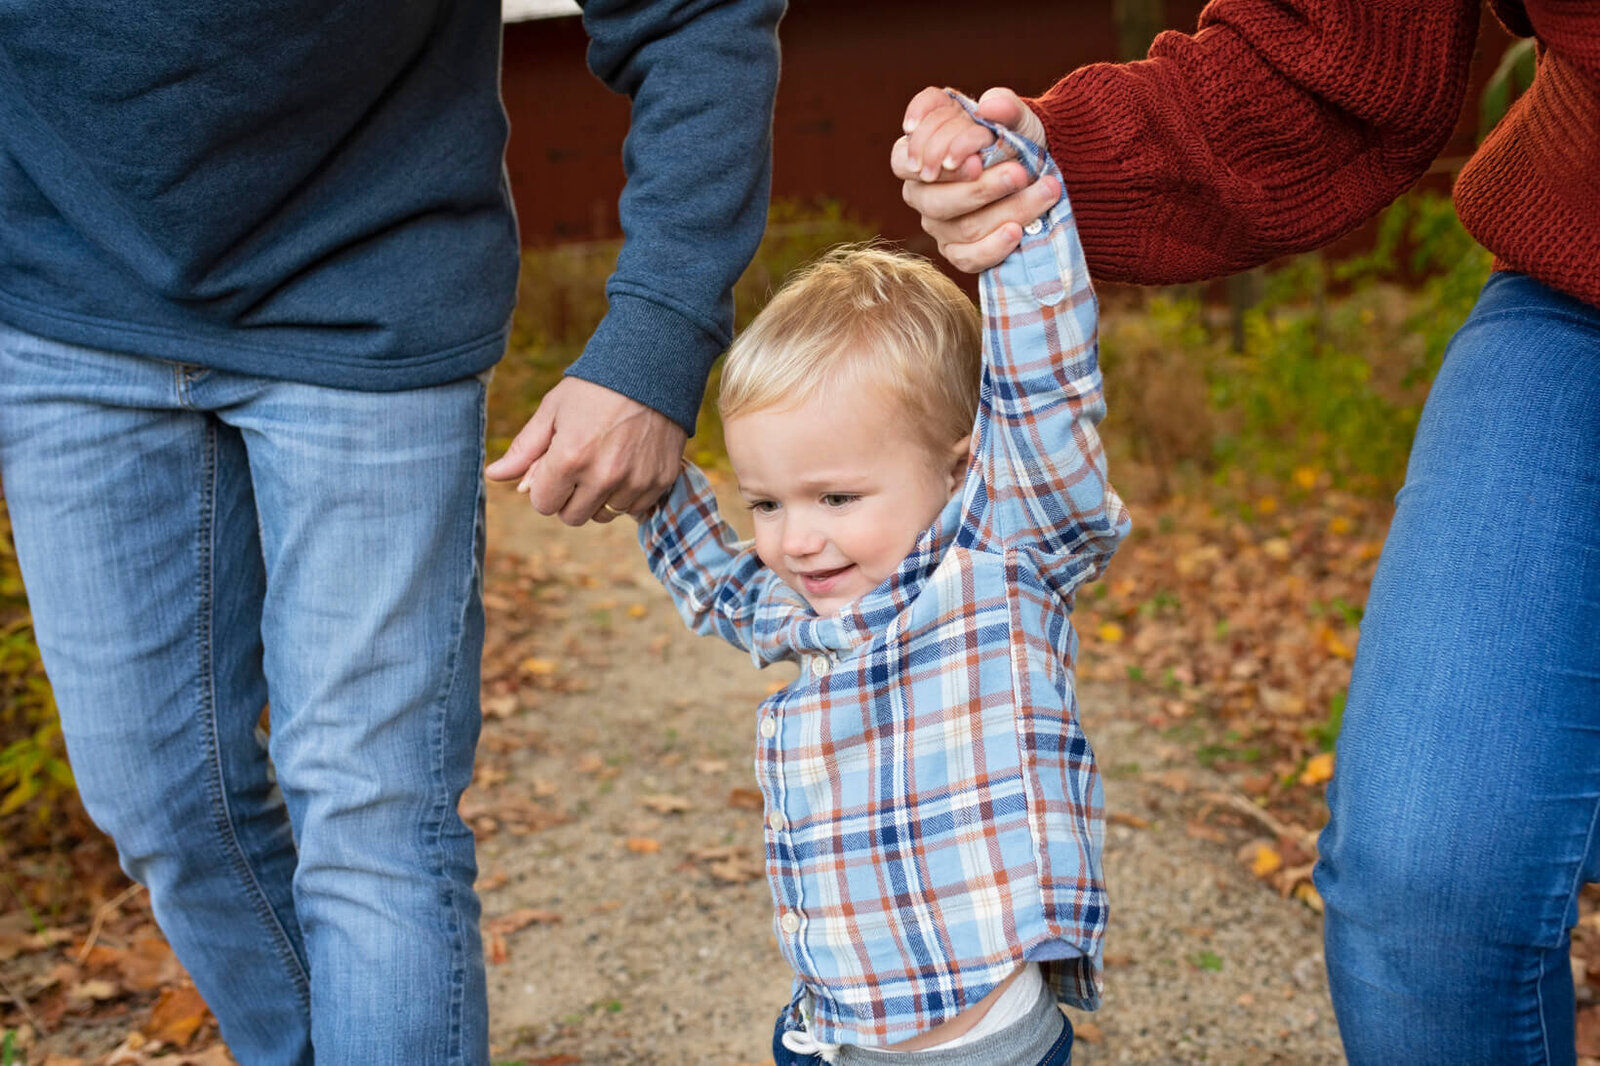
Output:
[
  {"xmin": 1023, "ymin": 218, "xmax": 1044, "ymax": 236},
  {"xmin": 760, "ymin": 716, "xmax": 777, "ymax": 738},
  {"xmin": 780, "ymin": 911, "xmax": 801, "ymax": 934},
  {"xmin": 768, "ymin": 811, "xmax": 786, "ymax": 832},
  {"xmin": 810, "ymin": 657, "xmax": 831, "ymax": 677}
]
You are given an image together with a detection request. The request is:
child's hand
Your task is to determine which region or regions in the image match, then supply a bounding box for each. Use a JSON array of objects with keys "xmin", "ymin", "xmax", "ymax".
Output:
[{"xmin": 891, "ymin": 87, "xmax": 1057, "ymax": 274}]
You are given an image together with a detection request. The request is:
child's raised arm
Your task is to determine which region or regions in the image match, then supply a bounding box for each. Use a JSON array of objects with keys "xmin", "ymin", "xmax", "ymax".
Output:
[
  {"xmin": 957, "ymin": 95, "xmax": 1131, "ymax": 596},
  {"xmin": 637, "ymin": 461, "xmax": 790, "ymax": 663}
]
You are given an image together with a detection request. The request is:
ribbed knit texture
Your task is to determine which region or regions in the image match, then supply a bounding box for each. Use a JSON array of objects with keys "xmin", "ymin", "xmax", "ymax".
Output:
[{"xmin": 1027, "ymin": 0, "xmax": 1599, "ymax": 310}]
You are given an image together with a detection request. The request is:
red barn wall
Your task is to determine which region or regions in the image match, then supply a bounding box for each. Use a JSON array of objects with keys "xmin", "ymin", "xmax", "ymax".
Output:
[{"xmin": 501, "ymin": 3, "xmax": 1512, "ymax": 254}]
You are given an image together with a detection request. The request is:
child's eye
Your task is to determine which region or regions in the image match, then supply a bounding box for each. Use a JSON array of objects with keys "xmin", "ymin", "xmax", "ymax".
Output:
[
  {"xmin": 746, "ymin": 500, "xmax": 779, "ymax": 515},
  {"xmin": 821, "ymin": 494, "xmax": 860, "ymax": 508}
]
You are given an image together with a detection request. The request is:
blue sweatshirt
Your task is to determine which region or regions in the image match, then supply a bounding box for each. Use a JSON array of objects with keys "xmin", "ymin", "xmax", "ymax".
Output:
[{"xmin": 0, "ymin": 0, "xmax": 782, "ymax": 434}]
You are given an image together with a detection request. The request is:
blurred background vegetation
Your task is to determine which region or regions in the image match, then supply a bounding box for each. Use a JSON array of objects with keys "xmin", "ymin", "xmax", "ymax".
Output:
[
  {"xmin": 0, "ymin": 187, "xmax": 1498, "ymax": 846},
  {"xmin": 1, "ymin": 13, "xmax": 1525, "ymax": 850}
]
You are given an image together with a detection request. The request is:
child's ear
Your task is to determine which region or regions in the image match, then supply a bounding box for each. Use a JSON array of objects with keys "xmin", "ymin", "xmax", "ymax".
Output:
[{"xmin": 946, "ymin": 435, "xmax": 973, "ymax": 493}]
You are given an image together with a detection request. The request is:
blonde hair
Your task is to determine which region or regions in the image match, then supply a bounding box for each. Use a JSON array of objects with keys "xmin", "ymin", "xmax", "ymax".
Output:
[{"xmin": 718, "ymin": 245, "xmax": 981, "ymax": 451}]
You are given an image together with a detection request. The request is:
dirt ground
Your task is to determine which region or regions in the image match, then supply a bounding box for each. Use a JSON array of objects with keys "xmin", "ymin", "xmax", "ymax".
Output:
[{"xmin": 477, "ymin": 482, "xmax": 1346, "ymax": 1066}]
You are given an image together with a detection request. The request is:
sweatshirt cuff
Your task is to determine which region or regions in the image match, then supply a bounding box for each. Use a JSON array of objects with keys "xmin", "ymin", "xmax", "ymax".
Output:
[{"xmin": 564, "ymin": 292, "xmax": 724, "ymax": 436}]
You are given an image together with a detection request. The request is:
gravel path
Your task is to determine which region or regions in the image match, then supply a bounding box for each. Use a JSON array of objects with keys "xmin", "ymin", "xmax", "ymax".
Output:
[{"xmin": 480, "ymin": 485, "xmax": 1346, "ymax": 1066}]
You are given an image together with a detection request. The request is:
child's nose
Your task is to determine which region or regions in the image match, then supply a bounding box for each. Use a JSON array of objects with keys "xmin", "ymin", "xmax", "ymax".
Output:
[{"xmin": 782, "ymin": 519, "xmax": 825, "ymax": 560}]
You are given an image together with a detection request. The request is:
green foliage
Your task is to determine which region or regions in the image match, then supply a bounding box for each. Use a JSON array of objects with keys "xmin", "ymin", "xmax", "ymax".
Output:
[
  {"xmin": 1309, "ymin": 692, "xmax": 1347, "ymax": 753},
  {"xmin": 0, "ymin": 504, "xmax": 72, "ymax": 825},
  {"xmin": 1480, "ymin": 38, "xmax": 1536, "ymax": 142},
  {"xmin": 489, "ymin": 199, "xmax": 875, "ymax": 469},
  {"xmin": 1102, "ymin": 191, "xmax": 1491, "ymax": 496}
]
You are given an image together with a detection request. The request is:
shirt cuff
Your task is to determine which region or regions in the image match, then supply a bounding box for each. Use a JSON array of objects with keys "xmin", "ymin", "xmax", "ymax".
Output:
[{"xmin": 563, "ymin": 291, "xmax": 725, "ymax": 436}]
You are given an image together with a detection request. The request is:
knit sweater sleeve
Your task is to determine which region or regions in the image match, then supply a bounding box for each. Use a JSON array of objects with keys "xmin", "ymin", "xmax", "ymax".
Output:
[{"xmin": 1026, "ymin": 0, "xmax": 1481, "ymax": 285}]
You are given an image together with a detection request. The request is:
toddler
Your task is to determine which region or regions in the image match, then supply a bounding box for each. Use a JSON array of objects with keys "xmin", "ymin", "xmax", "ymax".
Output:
[{"xmin": 637, "ymin": 104, "xmax": 1128, "ymax": 1064}]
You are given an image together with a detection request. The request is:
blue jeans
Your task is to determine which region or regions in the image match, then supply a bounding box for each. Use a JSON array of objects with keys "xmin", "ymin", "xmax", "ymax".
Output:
[
  {"xmin": 0, "ymin": 324, "xmax": 489, "ymax": 1065},
  {"xmin": 1316, "ymin": 272, "xmax": 1600, "ymax": 1064}
]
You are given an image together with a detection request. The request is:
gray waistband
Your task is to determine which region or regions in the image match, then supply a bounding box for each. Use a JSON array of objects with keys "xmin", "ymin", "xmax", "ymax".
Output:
[{"xmin": 836, "ymin": 981, "xmax": 1066, "ymax": 1066}]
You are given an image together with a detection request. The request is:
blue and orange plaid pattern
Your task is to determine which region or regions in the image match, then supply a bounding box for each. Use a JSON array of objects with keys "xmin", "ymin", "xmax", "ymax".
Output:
[{"xmin": 638, "ymin": 99, "xmax": 1130, "ymax": 1048}]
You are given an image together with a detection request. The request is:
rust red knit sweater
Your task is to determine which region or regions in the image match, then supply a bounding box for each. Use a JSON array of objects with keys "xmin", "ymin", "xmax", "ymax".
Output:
[{"xmin": 1027, "ymin": 0, "xmax": 1599, "ymax": 309}]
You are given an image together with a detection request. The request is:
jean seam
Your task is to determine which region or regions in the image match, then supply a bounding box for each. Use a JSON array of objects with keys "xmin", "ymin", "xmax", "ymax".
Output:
[
  {"xmin": 426, "ymin": 382, "xmax": 488, "ymax": 1066},
  {"xmin": 1045, "ymin": 1011, "xmax": 1073, "ymax": 1064},
  {"xmin": 195, "ymin": 417, "xmax": 312, "ymax": 1005}
]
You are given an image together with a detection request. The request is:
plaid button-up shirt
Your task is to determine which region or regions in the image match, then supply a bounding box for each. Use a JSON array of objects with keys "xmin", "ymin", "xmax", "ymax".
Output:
[{"xmin": 639, "ymin": 111, "xmax": 1129, "ymax": 1048}]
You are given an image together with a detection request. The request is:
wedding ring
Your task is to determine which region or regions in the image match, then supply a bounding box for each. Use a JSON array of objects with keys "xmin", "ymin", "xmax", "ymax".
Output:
[{"xmin": 602, "ymin": 503, "xmax": 627, "ymax": 516}]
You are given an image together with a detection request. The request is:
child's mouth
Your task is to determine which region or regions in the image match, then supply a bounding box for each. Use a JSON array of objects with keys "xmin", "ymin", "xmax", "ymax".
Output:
[{"xmin": 797, "ymin": 564, "xmax": 854, "ymax": 595}]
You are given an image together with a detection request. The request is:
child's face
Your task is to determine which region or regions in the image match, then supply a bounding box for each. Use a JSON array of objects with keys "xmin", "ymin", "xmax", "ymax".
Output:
[{"xmin": 724, "ymin": 377, "xmax": 970, "ymax": 617}]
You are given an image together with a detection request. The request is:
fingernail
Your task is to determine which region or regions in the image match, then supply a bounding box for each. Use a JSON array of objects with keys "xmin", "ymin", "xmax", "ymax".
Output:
[
  {"xmin": 942, "ymin": 155, "xmax": 957, "ymax": 171},
  {"xmin": 903, "ymin": 117, "xmax": 918, "ymax": 133},
  {"xmin": 907, "ymin": 155, "xmax": 921, "ymax": 172}
]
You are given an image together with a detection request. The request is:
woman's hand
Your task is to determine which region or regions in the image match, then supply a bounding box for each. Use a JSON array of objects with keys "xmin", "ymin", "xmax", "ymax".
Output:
[{"xmin": 891, "ymin": 87, "xmax": 1059, "ymax": 273}]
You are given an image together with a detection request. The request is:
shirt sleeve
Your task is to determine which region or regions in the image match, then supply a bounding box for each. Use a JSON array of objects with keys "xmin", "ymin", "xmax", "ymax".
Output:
[
  {"xmin": 637, "ymin": 461, "xmax": 785, "ymax": 659},
  {"xmin": 963, "ymin": 102, "xmax": 1131, "ymax": 598},
  {"xmin": 564, "ymin": 0, "xmax": 785, "ymax": 435},
  {"xmin": 1024, "ymin": 0, "xmax": 1481, "ymax": 285}
]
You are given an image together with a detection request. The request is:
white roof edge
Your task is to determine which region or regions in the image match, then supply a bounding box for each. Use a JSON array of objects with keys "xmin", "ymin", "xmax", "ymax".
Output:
[{"xmin": 503, "ymin": 0, "xmax": 581, "ymax": 22}]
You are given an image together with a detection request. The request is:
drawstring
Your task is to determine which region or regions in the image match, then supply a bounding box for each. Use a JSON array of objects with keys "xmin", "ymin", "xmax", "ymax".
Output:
[
  {"xmin": 782, "ymin": 1027, "xmax": 842, "ymax": 1063},
  {"xmin": 783, "ymin": 995, "xmax": 842, "ymax": 1063}
]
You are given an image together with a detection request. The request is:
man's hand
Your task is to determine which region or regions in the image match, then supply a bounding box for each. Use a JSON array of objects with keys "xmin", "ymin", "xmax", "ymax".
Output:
[
  {"xmin": 485, "ymin": 377, "xmax": 685, "ymax": 526},
  {"xmin": 892, "ymin": 87, "xmax": 1058, "ymax": 274}
]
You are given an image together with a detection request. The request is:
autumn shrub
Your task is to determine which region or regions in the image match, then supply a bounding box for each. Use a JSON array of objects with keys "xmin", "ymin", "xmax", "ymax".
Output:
[
  {"xmin": 489, "ymin": 198, "xmax": 876, "ymax": 469},
  {"xmin": 1099, "ymin": 191, "xmax": 1492, "ymax": 497},
  {"xmin": 0, "ymin": 503, "xmax": 74, "ymax": 831}
]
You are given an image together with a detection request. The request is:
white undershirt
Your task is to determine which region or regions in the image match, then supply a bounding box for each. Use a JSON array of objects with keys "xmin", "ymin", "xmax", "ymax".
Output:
[{"xmin": 782, "ymin": 963, "xmax": 1045, "ymax": 1062}]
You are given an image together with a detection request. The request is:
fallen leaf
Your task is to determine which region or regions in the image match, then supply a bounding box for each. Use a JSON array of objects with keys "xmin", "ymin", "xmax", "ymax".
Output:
[
  {"xmin": 1574, "ymin": 1006, "xmax": 1600, "ymax": 1059},
  {"xmin": 640, "ymin": 794, "xmax": 693, "ymax": 815},
  {"xmin": 1300, "ymin": 752, "xmax": 1335, "ymax": 787},
  {"xmin": 484, "ymin": 908, "xmax": 561, "ymax": 936},
  {"xmin": 624, "ymin": 837, "xmax": 662, "ymax": 854},
  {"xmin": 476, "ymin": 872, "xmax": 509, "ymax": 893},
  {"xmin": 727, "ymin": 788, "xmax": 764, "ymax": 811},
  {"xmin": 143, "ymin": 984, "xmax": 211, "ymax": 1049},
  {"xmin": 1096, "ymin": 622, "xmax": 1125, "ymax": 644},
  {"xmin": 1247, "ymin": 843, "xmax": 1284, "ymax": 878},
  {"xmin": 1074, "ymin": 1020, "xmax": 1104, "ymax": 1044},
  {"xmin": 42, "ymin": 1055, "xmax": 86, "ymax": 1066},
  {"xmin": 486, "ymin": 933, "xmax": 508, "ymax": 965},
  {"xmin": 520, "ymin": 658, "xmax": 558, "ymax": 676},
  {"xmin": 482, "ymin": 694, "xmax": 519, "ymax": 719},
  {"xmin": 1146, "ymin": 769, "xmax": 1191, "ymax": 794},
  {"xmin": 694, "ymin": 759, "xmax": 729, "ymax": 775},
  {"xmin": 1107, "ymin": 812, "xmax": 1150, "ymax": 830},
  {"xmin": 626, "ymin": 604, "xmax": 648, "ymax": 619},
  {"xmin": 1293, "ymin": 882, "xmax": 1325, "ymax": 914},
  {"xmin": 706, "ymin": 853, "xmax": 764, "ymax": 885},
  {"xmin": 575, "ymin": 753, "xmax": 605, "ymax": 774},
  {"xmin": 66, "ymin": 978, "xmax": 122, "ymax": 1006},
  {"xmin": 1185, "ymin": 821, "xmax": 1227, "ymax": 844}
]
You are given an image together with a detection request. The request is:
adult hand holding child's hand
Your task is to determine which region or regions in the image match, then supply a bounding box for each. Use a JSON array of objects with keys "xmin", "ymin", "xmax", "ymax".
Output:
[
  {"xmin": 892, "ymin": 87, "xmax": 1058, "ymax": 273},
  {"xmin": 486, "ymin": 377, "xmax": 685, "ymax": 526}
]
